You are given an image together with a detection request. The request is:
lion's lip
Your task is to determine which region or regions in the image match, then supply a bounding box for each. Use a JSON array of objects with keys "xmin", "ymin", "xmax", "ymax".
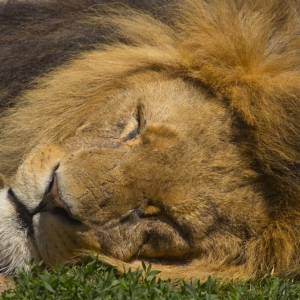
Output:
[{"xmin": 8, "ymin": 188, "xmax": 34, "ymax": 234}]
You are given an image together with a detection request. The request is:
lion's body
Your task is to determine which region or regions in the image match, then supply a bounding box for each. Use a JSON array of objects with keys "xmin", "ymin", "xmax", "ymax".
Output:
[{"xmin": 0, "ymin": 0, "xmax": 299, "ymax": 280}]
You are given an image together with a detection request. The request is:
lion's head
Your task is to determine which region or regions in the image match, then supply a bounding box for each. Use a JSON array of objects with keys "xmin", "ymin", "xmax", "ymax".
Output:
[{"xmin": 0, "ymin": 0, "xmax": 299, "ymax": 280}]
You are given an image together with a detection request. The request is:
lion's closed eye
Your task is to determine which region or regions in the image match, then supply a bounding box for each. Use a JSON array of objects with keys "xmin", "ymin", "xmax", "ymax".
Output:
[
  {"xmin": 121, "ymin": 105, "xmax": 145, "ymax": 142},
  {"xmin": 121, "ymin": 116, "xmax": 139, "ymax": 141}
]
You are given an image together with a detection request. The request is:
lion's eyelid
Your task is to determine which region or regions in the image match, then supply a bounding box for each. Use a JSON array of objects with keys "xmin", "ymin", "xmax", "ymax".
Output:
[
  {"xmin": 136, "ymin": 103, "xmax": 146, "ymax": 133},
  {"xmin": 121, "ymin": 105, "xmax": 146, "ymax": 141}
]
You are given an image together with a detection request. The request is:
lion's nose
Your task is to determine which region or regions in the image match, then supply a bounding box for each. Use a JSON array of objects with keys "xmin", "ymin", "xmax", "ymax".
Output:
[{"xmin": 32, "ymin": 173, "xmax": 72, "ymax": 217}]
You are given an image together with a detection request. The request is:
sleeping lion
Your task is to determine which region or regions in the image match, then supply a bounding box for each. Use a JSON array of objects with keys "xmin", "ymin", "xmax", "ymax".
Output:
[{"xmin": 0, "ymin": 0, "xmax": 299, "ymax": 280}]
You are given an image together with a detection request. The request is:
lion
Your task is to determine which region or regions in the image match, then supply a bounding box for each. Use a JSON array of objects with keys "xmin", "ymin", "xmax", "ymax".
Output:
[{"xmin": 0, "ymin": 0, "xmax": 299, "ymax": 281}]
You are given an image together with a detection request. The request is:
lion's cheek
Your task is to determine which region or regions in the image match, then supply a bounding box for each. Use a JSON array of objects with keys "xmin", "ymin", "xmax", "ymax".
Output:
[{"xmin": 32, "ymin": 213, "xmax": 99, "ymax": 264}]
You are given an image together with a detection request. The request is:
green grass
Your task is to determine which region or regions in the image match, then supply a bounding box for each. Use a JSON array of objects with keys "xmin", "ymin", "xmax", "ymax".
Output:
[{"xmin": 1, "ymin": 256, "xmax": 300, "ymax": 299}]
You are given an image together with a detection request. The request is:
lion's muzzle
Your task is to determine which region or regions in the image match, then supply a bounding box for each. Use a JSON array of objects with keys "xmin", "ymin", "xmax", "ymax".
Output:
[{"xmin": 32, "ymin": 173, "xmax": 73, "ymax": 219}]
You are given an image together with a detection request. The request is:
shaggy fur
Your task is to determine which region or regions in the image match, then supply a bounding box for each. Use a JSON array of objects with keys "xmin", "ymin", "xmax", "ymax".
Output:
[{"xmin": 0, "ymin": 0, "xmax": 299, "ymax": 280}]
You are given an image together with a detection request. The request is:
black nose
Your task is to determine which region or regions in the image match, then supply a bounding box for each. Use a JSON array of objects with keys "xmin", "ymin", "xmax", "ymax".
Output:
[{"xmin": 32, "ymin": 173, "xmax": 72, "ymax": 217}]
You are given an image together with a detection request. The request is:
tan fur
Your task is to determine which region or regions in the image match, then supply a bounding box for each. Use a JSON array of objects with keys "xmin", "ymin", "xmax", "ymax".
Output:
[{"xmin": 0, "ymin": 0, "xmax": 299, "ymax": 280}]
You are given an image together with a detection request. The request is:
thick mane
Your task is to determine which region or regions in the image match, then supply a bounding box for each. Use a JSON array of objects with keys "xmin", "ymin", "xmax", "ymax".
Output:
[
  {"xmin": 0, "ymin": 0, "xmax": 300, "ymax": 277},
  {"xmin": 176, "ymin": 0, "xmax": 300, "ymax": 201},
  {"xmin": 0, "ymin": 0, "xmax": 172, "ymax": 108},
  {"xmin": 175, "ymin": 0, "xmax": 300, "ymax": 274}
]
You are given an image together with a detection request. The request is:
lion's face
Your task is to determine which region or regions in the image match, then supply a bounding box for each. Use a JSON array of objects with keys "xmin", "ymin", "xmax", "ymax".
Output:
[
  {"xmin": 0, "ymin": 72, "xmax": 268, "ymax": 275},
  {"xmin": 1, "ymin": 0, "xmax": 300, "ymax": 281}
]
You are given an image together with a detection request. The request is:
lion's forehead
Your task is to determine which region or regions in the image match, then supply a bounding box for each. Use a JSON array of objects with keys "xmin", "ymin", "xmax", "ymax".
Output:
[{"xmin": 62, "ymin": 74, "xmax": 231, "ymax": 146}]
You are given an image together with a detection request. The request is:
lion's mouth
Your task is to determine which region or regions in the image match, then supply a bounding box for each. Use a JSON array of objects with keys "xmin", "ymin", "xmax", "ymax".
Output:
[{"xmin": 8, "ymin": 173, "xmax": 81, "ymax": 235}]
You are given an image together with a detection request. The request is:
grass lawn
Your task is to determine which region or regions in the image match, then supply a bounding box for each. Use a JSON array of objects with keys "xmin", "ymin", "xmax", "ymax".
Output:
[{"xmin": 1, "ymin": 255, "xmax": 300, "ymax": 299}]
